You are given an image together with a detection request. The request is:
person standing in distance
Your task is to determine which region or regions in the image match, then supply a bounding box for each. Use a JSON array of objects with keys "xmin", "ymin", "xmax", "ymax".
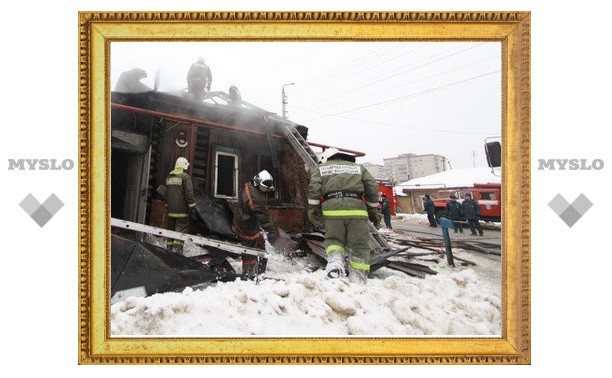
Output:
[
  {"xmin": 445, "ymin": 194, "xmax": 464, "ymax": 233},
  {"xmin": 423, "ymin": 194, "xmax": 437, "ymax": 227},
  {"xmin": 462, "ymin": 193, "xmax": 484, "ymax": 236},
  {"xmin": 380, "ymin": 193, "xmax": 392, "ymax": 229}
]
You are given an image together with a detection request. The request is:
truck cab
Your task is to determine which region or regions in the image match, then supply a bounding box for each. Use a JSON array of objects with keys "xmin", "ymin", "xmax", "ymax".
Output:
[{"xmin": 433, "ymin": 183, "xmax": 501, "ymax": 223}]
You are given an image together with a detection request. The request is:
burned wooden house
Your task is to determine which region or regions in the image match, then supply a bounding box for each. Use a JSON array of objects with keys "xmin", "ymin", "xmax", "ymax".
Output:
[
  {"xmin": 109, "ymin": 87, "xmax": 411, "ymax": 299},
  {"xmin": 111, "ymin": 89, "xmax": 318, "ymax": 233}
]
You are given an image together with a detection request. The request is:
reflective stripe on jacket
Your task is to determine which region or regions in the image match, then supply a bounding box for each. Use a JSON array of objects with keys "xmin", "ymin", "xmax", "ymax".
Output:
[
  {"xmin": 165, "ymin": 167, "xmax": 196, "ymax": 217},
  {"xmin": 308, "ymin": 158, "xmax": 379, "ymax": 217}
]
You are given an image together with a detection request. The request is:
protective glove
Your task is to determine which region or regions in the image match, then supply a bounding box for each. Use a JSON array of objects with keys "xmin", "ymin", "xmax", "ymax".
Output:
[
  {"xmin": 267, "ymin": 231, "xmax": 278, "ymax": 245},
  {"xmin": 307, "ymin": 206, "xmax": 323, "ymax": 228},
  {"xmin": 367, "ymin": 206, "xmax": 381, "ymax": 228},
  {"xmin": 189, "ymin": 207, "xmax": 197, "ymax": 219}
]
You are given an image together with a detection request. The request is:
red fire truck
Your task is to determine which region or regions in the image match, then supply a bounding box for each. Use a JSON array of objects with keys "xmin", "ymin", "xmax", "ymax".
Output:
[{"xmin": 433, "ymin": 183, "xmax": 501, "ymax": 223}]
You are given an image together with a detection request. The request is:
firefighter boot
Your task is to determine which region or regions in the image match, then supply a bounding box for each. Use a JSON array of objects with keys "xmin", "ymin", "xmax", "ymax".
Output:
[
  {"xmin": 348, "ymin": 266, "xmax": 368, "ymax": 285},
  {"xmin": 325, "ymin": 250, "xmax": 346, "ymax": 279},
  {"xmin": 242, "ymin": 257, "xmax": 259, "ymax": 280}
]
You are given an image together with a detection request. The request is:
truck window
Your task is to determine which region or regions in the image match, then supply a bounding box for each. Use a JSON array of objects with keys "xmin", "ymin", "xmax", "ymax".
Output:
[
  {"xmin": 480, "ymin": 192, "xmax": 497, "ymax": 200},
  {"xmin": 459, "ymin": 191, "xmax": 471, "ymax": 199}
]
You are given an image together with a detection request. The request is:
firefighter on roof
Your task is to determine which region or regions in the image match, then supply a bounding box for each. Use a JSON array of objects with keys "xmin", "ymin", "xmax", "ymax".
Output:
[
  {"xmin": 187, "ymin": 57, "xmax": 213, "ymax": 100},
  {"xmin": 307, "ymin": 148, "xmax": 380, "ymax": 285},
  {"xmin": 228, "ymin": 84, "xmax": 242, "ymax": 106}
]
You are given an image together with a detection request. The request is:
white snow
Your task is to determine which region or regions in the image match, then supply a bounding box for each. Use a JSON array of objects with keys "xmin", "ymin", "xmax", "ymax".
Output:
[{"xmin": 110, "ymin": 214, "xmax": 502, "ymax": 337}]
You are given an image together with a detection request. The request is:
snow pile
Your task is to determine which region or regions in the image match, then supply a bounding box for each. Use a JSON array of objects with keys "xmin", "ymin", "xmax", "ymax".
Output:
[
  {"xmin": 110, "ymin": 251, "xmax": 502, "ymax": 337},
  {"xmin": 393, "ymin": 213, "xmax": 430, "ymax": 225}
]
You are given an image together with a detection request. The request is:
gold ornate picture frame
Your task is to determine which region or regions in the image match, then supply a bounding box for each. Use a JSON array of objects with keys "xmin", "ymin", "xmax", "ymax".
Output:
[{"xmin": 78, "ymin": 11, "xmax": 530, "ymax": 364}]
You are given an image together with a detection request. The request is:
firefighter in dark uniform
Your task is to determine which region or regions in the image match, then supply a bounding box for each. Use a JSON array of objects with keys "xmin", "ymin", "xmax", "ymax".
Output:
[
  {"xmin": 423, "ymin": 194, "xmax": 437, "ymax": 227},
  {"xmin": 462, "ymin": 193, "xmax": 484, "ymax": 236},
  {"xmin": 307, "ymin": 148, "xmax": 380, "ymax": 285},
  {"xmin": 187, "ymin": 57, "xmax": 212, "ymax": 100},
  {"xmin": 164, "ymin": 157, "xmax": 196, "ymax": 253},
  {"xmin": 114, "ymin": 68, "xmax": 151, "ymax": 93},
  {"xmin": 445, "ymin": 194, "xmax": 464, "ymax": 233},
  {"xmin": 380, "ymin": 193, "xmax": 392, "ymax": 229},
  {"xmin": 232, "ymin": 170, "xmax": 279, "ymax": 279}
]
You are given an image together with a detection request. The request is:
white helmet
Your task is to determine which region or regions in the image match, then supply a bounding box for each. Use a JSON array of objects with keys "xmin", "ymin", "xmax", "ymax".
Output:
[
  {"xmin": 253, "ymin": 170, "xmax": 274, "ymax": 191},
  {"xmin": 197, "ymin": 57, "xmax": 206, "ymax": 64},
  {"xmin": 175, "ymin": 157, "xmax": 189, "ymax": 170},
  {"xmin": 317, "ymin": 147, "xmax": 339, "ymax": 164}
]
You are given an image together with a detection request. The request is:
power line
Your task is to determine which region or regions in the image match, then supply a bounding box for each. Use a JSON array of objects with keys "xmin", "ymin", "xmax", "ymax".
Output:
[
  {"xmin": 295, "ymin": 43, "xmax": 491, "ymax": 109},
  {"xmin": 304, "ymin": 54, "xmax": 499, "ymax": 111},
  {"xmin": 294, "ymin": 43, "xmax": 401, "ymax": 94},
  {"xmin": 295, "ymin": 43, "xmax": 433, "ymax": 100},
  {"xmin": 293, "ymin": 105, "xmax": 495, "ymax": 135},
  {"xmin": 301, "ymin": 69, "xmax": 500, "ymax": 122}
]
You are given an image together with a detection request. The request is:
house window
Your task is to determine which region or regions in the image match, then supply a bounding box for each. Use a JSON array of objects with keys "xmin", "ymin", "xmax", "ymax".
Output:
[{"xmin": 214, "ymin": 150, "xmax": 239, "ymax": 198}]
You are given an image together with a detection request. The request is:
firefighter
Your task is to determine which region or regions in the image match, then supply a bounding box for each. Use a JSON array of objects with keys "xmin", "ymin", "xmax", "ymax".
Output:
[
  {"xmin": 307, "ymin": 148, "xmax": 380, "ymax": 285},
  {"xmin": 228, "ymin": 84, "xmax": 242, "ymax": 106},
  {"xmin": 423, "ymin": 194, "xmax": 437, "ymax": 227},
  {"xmin": 462, "ymin": 193, "xmax": 484, "ymax": 236},
  {"xmin": 380, "ymin": 193, "xmax": 392, "ymax": 229},
  {"xmin": 445, "ymin": 194, "xmax": 464, "ymax": 233},
  {"xmin": 187, "ymin": 57, "xmax": 212, "ymax": 100},
  {"xmin": 114, "ymin": 68, "xmax": 151, "ymax": 93},
  {"xmin": 232, "ymin": 170, "xmax": 279, "ymax": 279},
  {"xmin": 164, "ymin": 157, "xmax": 196, "ymax": 253}
]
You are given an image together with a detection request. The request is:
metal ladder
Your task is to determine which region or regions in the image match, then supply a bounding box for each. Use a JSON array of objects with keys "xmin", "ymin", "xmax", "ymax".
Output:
[
  {"xmin": 111, "ymin": 218, "xmax": 264, "ymax": 258},
  {"xmin": 279, "ymin": 122, "xmax": 392, "ymax": 255},
  {"xmin": 281, "ymin": 123, "xmax": 320, "ymax": 167}
]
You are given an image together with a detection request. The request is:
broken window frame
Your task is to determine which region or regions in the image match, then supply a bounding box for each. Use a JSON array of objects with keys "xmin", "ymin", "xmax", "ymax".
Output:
[{"xmin": 213, "ymin": 147, "xmax": 239, "ymax": 199}]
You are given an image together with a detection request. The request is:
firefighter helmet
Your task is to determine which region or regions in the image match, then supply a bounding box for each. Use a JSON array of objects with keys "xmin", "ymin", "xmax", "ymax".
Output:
[
  {"xmin": 253, "ymin": 170, "xmax": 274, "ymax": 191},
  {"xmin": 175, "ymin": 157, "xmax": 189, "ymax": 170},
  {"xmin": 317, "ymin": 147, "xmax": 339, "ymax": 164}
]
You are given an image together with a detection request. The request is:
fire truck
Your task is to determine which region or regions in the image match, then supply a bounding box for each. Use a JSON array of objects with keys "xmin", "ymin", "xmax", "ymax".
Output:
[{"xmin": 432, "ymin": 183, "xmax": 501, "ymax": 223}]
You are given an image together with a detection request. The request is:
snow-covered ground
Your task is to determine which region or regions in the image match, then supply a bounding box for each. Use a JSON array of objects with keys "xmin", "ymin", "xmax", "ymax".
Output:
[{"xmin": 111, "ymin": 214, "xmax": 502, "ymax": 337}]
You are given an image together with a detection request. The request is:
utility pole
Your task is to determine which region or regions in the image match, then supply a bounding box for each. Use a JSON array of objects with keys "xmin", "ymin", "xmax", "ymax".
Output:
[{"xmin": 281, "ymin": 82, "xmax": 295, "ymax": 119}]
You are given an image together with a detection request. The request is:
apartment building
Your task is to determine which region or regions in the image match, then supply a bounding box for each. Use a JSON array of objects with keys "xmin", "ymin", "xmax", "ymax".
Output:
[{"xmin": 382, "ymin": 153, "xmax": 448, "ymax": 183}]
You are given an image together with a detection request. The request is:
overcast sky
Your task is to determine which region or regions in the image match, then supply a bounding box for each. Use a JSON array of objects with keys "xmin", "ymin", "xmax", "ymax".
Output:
[{"xmin": 111, "ymin": 41, "xmax": 501, "ymax": 170}]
